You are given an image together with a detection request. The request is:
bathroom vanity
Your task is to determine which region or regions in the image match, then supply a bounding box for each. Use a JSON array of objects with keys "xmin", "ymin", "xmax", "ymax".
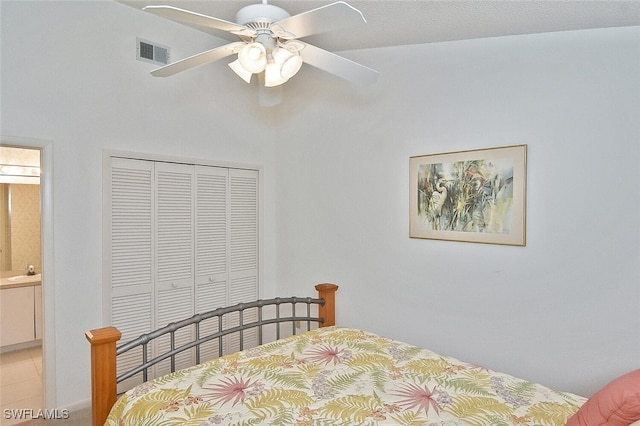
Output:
[{"xmin": 0, "ymin": 273, "xmax": 42, "ymax": 349}]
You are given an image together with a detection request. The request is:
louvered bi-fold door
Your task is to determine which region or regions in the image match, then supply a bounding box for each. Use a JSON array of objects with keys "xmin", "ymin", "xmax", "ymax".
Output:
[
  {"xmin": 194, "ymin": 165, "xmax": 228, "ymax": 361},
  {"xmin": 154, "ymin": 162, "xmax": 195, "ymax": 377},
  {"xmin": 107, "ymin": 158, "xmax": 259, "ymax": 385},
  {"xmin": 108, "ymin": 158, "xmax": 154, "ymax": 393},
  {"xmin": 226, "ymin": 168, "xmax": 259, "ymax": 353}
]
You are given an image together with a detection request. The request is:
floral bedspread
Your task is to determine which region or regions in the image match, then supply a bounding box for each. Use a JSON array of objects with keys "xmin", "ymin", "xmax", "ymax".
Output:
[{"xmin": 107, "ymin": 326, "xmax": 585, "ymax": 425}]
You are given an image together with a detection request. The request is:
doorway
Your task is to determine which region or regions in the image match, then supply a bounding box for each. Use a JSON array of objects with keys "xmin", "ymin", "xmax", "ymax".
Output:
[
  {"xmin": 0, "ymin": 146, "xmax": 43, "ymax": 416},
  {"xmin": 0, "ymin": 138, "xmax": 54, "ymax": 413}
]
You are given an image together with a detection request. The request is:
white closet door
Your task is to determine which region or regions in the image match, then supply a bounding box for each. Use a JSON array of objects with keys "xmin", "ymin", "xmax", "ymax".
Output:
[
  {"xmin": 107, "ymin": 156, "xmax": 260, "ymax": 381},
  {"xmin": 154, "ymin": 162, "xmax": 195, "ymax": 376},
  {"xmin": 227, "ymin": 168, "xmax": 259, "ymax": 353},
  {"xmin": 194, "ymin": 165, "xmax": 228, "ymax": 361},
  {"xmin": 108, "ymin": 158, "xmax": 154, "ymax": 391}
]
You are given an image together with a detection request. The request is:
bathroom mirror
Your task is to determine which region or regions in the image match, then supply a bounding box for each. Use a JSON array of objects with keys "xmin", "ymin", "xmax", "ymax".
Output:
[
  {"xmin": 0, "ymin": 183, "xmax": 41, "ymax": 273},
  {"xmin": 0, "ymin": 146, "xmax": 41, "ymax": 274}
]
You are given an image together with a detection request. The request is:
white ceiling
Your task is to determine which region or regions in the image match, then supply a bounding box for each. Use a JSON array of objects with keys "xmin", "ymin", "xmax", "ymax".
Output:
[{"xmin": 120, "ymin": 0, "xmax": 640, "ymax": 52}]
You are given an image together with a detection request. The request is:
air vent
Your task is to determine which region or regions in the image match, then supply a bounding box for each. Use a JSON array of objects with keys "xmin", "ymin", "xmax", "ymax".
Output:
[{"xmin": 136, "ymin": 38, "xmax": 169, "ymax": 65}]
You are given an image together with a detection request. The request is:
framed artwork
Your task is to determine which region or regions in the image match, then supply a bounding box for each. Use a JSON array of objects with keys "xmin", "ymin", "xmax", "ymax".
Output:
[{"xmin": 409, "ymin": 144, "xmax": 527, "ymax": 246}]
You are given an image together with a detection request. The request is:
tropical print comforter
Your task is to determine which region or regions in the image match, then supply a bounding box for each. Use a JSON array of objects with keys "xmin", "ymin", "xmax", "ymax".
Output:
[{"xmin": 107, "ymin": 326, "xmax": 585, "ymax": 425}]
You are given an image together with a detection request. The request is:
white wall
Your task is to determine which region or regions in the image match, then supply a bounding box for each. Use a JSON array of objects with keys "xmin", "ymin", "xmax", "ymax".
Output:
[
  {"xmin": 2, "ymin": 0, "xmax": 638, "ymax": 409},
  {"xmin": 1, "ymin": 0, "xmax": 281, "ymax": 409},
  {"xmin": 274, "ymin": 27, "xmax": 640, "ymax": 397}
]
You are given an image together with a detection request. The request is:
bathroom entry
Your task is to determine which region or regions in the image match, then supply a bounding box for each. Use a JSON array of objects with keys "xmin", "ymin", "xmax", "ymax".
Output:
[{"xmin": 0, "ymin": 146, "xmax": 43, "ymax": 413}]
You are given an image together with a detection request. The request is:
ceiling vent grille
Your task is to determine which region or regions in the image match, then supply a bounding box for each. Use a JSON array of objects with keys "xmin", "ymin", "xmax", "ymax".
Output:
[{"xmin": 137, "ymin": 38, "xmax": 169, "ymax": 65}]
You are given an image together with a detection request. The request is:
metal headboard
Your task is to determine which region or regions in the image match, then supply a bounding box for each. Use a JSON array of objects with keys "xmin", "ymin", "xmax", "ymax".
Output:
[{"xmin": 116, "ymin": 296, "xmax": 325, "ymax": 384}]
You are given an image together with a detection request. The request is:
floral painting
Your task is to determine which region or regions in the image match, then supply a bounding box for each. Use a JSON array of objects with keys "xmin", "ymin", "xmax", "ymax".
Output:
[{"xmin": 410, "ymin": 145, "xmax": 527, "ymax": 245}]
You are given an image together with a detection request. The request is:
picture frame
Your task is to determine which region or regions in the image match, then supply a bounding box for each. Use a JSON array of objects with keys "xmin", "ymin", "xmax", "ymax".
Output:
[{"xmin": 409, "ymin": 144, "xmax": 527, "ymax": 246}]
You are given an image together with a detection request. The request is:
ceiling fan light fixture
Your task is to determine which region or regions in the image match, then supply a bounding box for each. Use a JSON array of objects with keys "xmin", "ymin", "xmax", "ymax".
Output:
[
  {"xmin": 228, "ymin": 59, "xmax": 253, "ymax": 83},
  {"xmin": 238, "ymin": 42, "xmax": 267, "ymax": 73},
  {"xmin": 143, "ymin": 1, "xmax": 379, "ymax": 104}
]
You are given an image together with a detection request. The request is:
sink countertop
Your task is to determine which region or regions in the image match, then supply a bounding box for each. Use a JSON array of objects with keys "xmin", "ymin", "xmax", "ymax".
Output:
[{"xmin": 0, "ymin": 274, "xmax": 42, "ymax": 289}]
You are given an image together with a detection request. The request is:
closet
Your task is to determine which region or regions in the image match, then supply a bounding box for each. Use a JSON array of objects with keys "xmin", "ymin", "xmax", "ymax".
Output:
[{"xmin": 104, "ymin": 156, "xmax": 259, "ymax": 388}]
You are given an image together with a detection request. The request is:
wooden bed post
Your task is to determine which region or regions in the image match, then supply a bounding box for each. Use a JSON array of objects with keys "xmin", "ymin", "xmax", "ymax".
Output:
[
  {"xmin": 315, "ymin": 283, "xmax": 339, "ymax": 327},
  {"xmin": 86, "ymin": 285, "xmax": 337, "ymax": 424},
  {"xmin": 85, "ymin": 326, "xmax": 121, "ymax": 426}
]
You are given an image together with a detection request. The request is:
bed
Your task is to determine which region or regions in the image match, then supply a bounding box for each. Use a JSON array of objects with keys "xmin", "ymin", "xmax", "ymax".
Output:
[{"xmin": 86, "ymin": 283, "xmax": 637, "ymax": 426}]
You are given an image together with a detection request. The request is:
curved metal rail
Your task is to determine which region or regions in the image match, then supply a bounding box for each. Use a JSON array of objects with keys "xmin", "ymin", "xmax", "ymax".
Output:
[{"xmin": 116, "ymin": 296, "xmax": 325, "ymax": 383}]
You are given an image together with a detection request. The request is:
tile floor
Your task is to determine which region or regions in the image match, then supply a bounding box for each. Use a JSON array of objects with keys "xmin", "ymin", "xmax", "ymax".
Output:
[{"xmin": 1, "ymin": 346, "xmax": 43, "ymax": 426}]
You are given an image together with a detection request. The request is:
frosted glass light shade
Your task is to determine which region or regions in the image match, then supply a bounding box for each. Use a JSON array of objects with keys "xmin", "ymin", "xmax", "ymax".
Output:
[
  {"xmin": 263, "ymin": 47, "xmax": 303, "ymax": 87},
  {"xmin": 238, "ymin": 42, "xmax": 267, "ymax": 73},
  {"xmin": 273, "ymin": 47, "xmax": 303, "ymax": 80},
  {"xmin": 264, "ymin": 62, "xmax": 288, "ymax": 87},
  {"xmin": 228, "ymin": 59, "xmax": 252, "ymax": 83}
]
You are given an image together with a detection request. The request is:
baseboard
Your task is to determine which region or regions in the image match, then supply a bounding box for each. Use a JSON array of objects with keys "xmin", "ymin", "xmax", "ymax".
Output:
[
  {"xmin": 60, "ymin": 398, "xmax": 90, "ymax": 413},
  {"xmin": 0, "ymin": 340, "xmax": 42, "ymax": 354}
]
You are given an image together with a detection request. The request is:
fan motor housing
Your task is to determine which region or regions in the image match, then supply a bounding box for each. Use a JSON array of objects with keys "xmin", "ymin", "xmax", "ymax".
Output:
[{"xmin": 235, "ymin": 4, "xmax": 290, "ymax": 26}]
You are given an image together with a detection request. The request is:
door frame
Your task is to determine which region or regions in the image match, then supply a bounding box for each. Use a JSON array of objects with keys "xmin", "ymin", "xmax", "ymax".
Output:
[{"xmin": 1, "ymin": 135, "xmax": 56, "ymax": 408}]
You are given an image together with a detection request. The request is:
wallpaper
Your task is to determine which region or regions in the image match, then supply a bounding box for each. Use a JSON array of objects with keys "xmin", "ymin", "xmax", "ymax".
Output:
[{"xmin": 9, "ymin": 184, "xmax": 41, "ymax": 273}]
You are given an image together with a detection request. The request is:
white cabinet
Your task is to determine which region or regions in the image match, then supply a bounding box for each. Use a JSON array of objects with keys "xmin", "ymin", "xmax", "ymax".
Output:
[
  {"xmin": 34, "ymin": 285, "xmax": 42, "ymax": 340},
  {"xmin": 105, "ymin": 157, "xmax": 259, "ymax": 386},
  {"xmin": 0, "ymin": 285, "xmax": 37, "ymax": 347}
]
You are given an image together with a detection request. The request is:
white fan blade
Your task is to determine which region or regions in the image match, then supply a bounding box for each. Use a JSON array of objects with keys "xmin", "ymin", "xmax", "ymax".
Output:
[
  {"xmin": 299, "ymin": 43, "xmax": 378, "ymax": 86},
  {"xmin": 274, "ymin": 1, "xmax": 366, "ymax": 39},
  {"xmin": 143, "ymin": 5, "xmax": 254, "ymax": 36},
  {"xmin": 151, "ymin": 42, "xmax": 243, "ymax": 77}
]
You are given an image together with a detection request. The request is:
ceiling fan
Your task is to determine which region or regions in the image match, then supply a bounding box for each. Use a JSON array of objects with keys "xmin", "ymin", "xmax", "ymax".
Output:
[{"xmin": 142, "ymin": 1, "xmax": 379, "ymax": 105}]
